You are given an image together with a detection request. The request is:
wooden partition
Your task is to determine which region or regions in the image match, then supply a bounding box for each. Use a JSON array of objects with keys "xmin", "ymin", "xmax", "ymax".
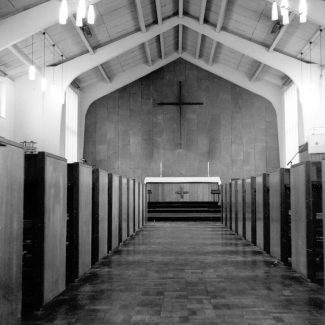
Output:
[
  {"xmin": 128, "ymin": 179, "xmax": 135, "ymax": 236},
  {"xmin": 231, "ymin": 180, "xmax": 239, "ymax": 233},
  {"xmin": 134, "ymin": 181, "xmax": 139, "ymax": 232},
  {"xmin": 67, "ymin": 163, "xmax": 92, "ymax": 283},
  {"xmin": 245, "ymin": 177, "xmax": 256, "ymax": 245},
  {"xmin": 269, "ymin": 168, "xmax": 291, "ymax": 264},
  {"xmin": 23, "ymin": 152, "xmax": 67, "ymax": 312},
  {"xmin": 119, "ymin": 176, "xmax": 128, "ymax": 243},
  {"xmin": 291, "ymin": 161, "xmax": 323, "ymax": 285},
  {"xmin": 223, "ymin": 184, "xmax": 228, "ymax": 226},
  {"xmin": 139, "ymin": 183, "xmax": 143, "ymax": 228},
  {"xmin": 0, "ymin": 138, "xmax": 24, "ymax": 324},
  {"xmin": 108, "ymin": 174, "xmax": 119, "ymax": 252},
  {"xmin": 256, "ymin": 173, "xmax": 270, "ymax": 253},
  {"xmin": 143, "ymin": 184, "xmax": 147, "ymax": 225},
  {"xmin": 227, "ymin": 182, "xmax": 232, "ymax": 229},
  {"xmin": 92, "ymin": 169, "xmax": 108, "ymax": 265},
  {"xmin": 237, "ymin": 179, "xmax": 246, "ymax": 238}
]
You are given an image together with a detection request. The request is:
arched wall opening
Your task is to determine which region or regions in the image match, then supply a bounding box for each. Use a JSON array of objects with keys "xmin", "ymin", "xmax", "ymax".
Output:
[{"xmin": 83, "ymin": 60, "xmax": 280, "ymax": 182}]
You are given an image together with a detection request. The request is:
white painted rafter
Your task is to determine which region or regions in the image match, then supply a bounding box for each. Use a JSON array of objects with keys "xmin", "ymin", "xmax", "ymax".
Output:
[
  {"xmin": 155, "ymin": 0, "xmax": 165, "ymax": 59},
  {"xmin": 178, "ymin": 25, "xmax": 183, "ymax": 55},
  {"xmin": 195, "ymin": 0, "xmax": 207, "ymax": 59},
  {"xmin": 134, "ymin": 0, "xmax": 152, "ymax": 66},
  {"xmin": 251, "ymin": 12, "xmax": 294, "ymax": 82},
  {"xmin": 69, "ymin": 15, "xmax": 110, "ymax": 83},
  {"xmin": 59, "ymin": 16, "xmax": 315, "ymax": 88},
  {"xmin": 208, "ymin": 41, "xmax": 217, "ymax": 66},
  {"xmin": 179, "ymin": 0, "xmax": 184, "ymax": 18},
  {"xmin": 216, "ymin": 0, "xmax": 229, "ymax": 32}
]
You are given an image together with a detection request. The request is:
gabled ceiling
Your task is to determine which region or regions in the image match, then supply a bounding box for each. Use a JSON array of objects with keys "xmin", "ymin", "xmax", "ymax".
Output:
[{"xmin": 0, "ymin": 0, "xmax": 324, "ymax": 91}]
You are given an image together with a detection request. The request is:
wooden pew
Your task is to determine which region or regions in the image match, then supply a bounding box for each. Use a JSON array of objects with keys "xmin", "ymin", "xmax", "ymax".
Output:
[
  {"xmin": 139, "ymin": 183, "xmax": 143, "ymax": 228},
  {"xmin": 231, "ymin": 180, "xmax": 239, "ymax": 233},
  {"xmin": 222, "ymin": 184, "xmax": 228, "ymax": 226},
  {"xmin": 23, "ymin": 152, "xmax": 67, "ymax": 312},
  {"xmin": 256, "ymin": 173, "xmax": 270, "ymax": 253},
  {"xmin": 91, "ymin": 168, "xmax": 108, "ymax": 265},
  {"xmin": 66, "ymin": 163, "xmax": 92, "ymax": 283},
  {"xmin": 119, "ymin": 176, "xmax": 128, "ymax": 243},
  {"xmin": 291, "ymin": 161, "xmax": 323, "ymax": 285},
  {"xmin": 227, "ymin": 182, "xmax": 232, "ymax": 229},
  {"xmin": 134, "ymin": 180, "xmax": 139, "ymax": 232},
  {"xmin": 220, "ymin": 185, "xmax": 224, "ymax": 224},
  {"xmin": 128, "ymin": 179, "xmax": 135, "ymax": 237},
  {"xmin": 108, "ymin": 174, "xmax": 119, "ymax": 252},
  {"xmin": 269, "ymin": 168, "xmax": 291, "ymax": 265},
  {"xmin": 0, "ymin": 137, "xmax": 24, "ymax": 324},
  {"xmin": 245, "ymin": 177, "xmax": 256, "ymax": 245},
  {"xmin": 237, "ymin": 179, "xmax": 246, "ymax": 238}
]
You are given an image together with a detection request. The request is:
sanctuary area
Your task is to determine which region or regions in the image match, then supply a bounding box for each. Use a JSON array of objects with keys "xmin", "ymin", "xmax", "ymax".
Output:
[{"xmin": 1, "ymin": 0, "xmax": 325, "ymax": 324}]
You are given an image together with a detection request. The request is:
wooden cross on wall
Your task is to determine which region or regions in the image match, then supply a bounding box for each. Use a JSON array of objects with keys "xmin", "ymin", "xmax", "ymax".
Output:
[
  {"xmin": 158, "ymin": 81, "xmax": 204, "ymax": 149},
  {"xmin": 175, "ymin": 186, "xmax": 189, "ymax": 199}
]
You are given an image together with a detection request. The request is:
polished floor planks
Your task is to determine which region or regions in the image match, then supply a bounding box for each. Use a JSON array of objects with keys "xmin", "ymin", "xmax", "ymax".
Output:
[{"xmin": 23, "ymin": 222, "xmax": 325, "ymax": 325}]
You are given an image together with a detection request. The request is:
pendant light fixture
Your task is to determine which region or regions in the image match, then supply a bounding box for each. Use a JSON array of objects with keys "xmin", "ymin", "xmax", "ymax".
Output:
[
  {"xmin": 272, "ymin": 1, "xmax": 278, "ymax": 21},
  {"xmin": 280, "ymin": 0, "xmax": 287, "ymax": 16},
  {"xmin": 60, "ymin": 54, "xmax": 65, "ymax": 105},
  {"xmin": 59, "ymin": 0, "xmax": 96, "ymax": 27},
  {"xmin": 87, "ymin": 4, "xmax": 95, "ymax": 24},
  {"xmin": 299, "ymin": 0, "xmax": 307, "ymax": 23},
  {"xmin": 51, "ymin": 44, "xmax": 56, "ymax": 95},
  {"xmin": 41, "ymin": 32, "xmax": 47, "ymax": 92},
  {"xmin": 59, "ymin": 0, "xmax": 68, "ymax": 24},
  {"xmin": 76, "ymin": 0, "xmax": 86, "ymax": 27},
  {"xmin": 29, "ymin": 35, "xmax": 36, "ymax": 81},
  {"xmin": 320, "ymin": 28, "xmax": 323, "ymax": 79},
  {"xmin": 282, "ymin": 8, "xmax": 289, "ymax": 25}
]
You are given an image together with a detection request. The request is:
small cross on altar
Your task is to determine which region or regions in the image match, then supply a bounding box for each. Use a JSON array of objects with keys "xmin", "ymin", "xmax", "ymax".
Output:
[
  {"xmin": 158, "ymin": 81, "xmax": 204, "ymax": 149},
  {"xmin": 175, "ymin": 186, "xmax": 189, "ymax": 199}
]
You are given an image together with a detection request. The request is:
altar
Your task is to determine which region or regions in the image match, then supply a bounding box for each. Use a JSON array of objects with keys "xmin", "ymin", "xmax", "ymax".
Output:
[{"xmin": 145, "ymin": 177, "xmax": 221, "ymax": 221}]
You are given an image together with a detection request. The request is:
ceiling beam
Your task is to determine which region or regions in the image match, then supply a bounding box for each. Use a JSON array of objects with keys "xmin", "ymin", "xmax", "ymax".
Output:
[
  {"xmin": 250, "ymin": 63, "xmax": 265, "ymax": 82},
  {"xmin": 195, "ymin": 0, "xmax": 207, "ymax": 60},
  {"xmin": 69, "ymin": 15, "xmax": 110, "ymax": 83},
  {"xmin": 179, "ymin": 0, "xmax": 183, "ymax": 18},
  {"xmin": 181, "ymin": 16, "xmax": 311, "ymax": 83},
  {"xmin": 179, "ymin": 25, "xmax": 183, "ymax": 55},
  {"xmin": 216, "ymin": 0, "xmax": 229, "ymax": 32},
  {"xmin": 195, "ymin": 33, "xmax": 202, "ymax": 59},
  {"xmin": 0, "ymin": 0, "xmax": 103, "ymax": 52},
  {"xmin": 135, "ymin": 0, "xmax": 146, "ymax": 33},
  {"xmin": 8, "ymin": 44, "xmax": 42, "ymax": 74},
  {"xmin": 160, "ymin": 34, "xmax": 165, "ymax": 59},
  {"xmin": 199, "ymin": 0, "xmax": 208, "ymax": 25},
  {"xmin": 60, "ymin": 16, "xmax": 314, "ymax": 88},
  {"xmin": 155, "ymin": 0, "xmax": 165, "ymax": 59},
  {"xmin": 251, "ymin": 12, "xmax": 294, "ymax": 82},
  {"xmin": 155, "ymin": 0, "xmax": 163, "ymax": 25},
  {"xmin": 134, "ymin": 0, "xmax": 153, "ymax": 67},
  {"xmin": 269, "ymin": 12, "xmax": 295, "ymax": 52},
  {"xmin": 60, "ymin": 16, "xmax": 179, "ymax": 87},
  {"xmin": 144, "ymin": 42, "xmax": 152, "ymax": 66},
  {"xmin": 208, "ymin": 40, "xmax": 217, "ymax": 65}
]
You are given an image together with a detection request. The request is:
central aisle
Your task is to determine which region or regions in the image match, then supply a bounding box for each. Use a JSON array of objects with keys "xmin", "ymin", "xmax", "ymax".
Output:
[{"xmin": 24, "ymin": 223, "xmax": 325, "ymax": 325}]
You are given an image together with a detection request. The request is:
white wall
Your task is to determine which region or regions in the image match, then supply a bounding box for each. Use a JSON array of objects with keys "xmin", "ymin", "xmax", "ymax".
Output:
[{"xmin": 0, "ymin": 78, "xmax": 15, "ymax": 139}]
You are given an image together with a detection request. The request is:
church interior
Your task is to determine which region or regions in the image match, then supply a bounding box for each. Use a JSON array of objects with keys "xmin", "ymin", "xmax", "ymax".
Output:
[{"xmin": 1, "ymin": 0, "xmax": 325, "ymax": 324}]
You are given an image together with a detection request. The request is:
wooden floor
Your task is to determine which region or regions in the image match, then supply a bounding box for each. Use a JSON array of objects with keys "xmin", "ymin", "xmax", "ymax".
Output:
[{"xmin": 24, "ymin": 222, "xmax": 325, "ymax": 325}]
